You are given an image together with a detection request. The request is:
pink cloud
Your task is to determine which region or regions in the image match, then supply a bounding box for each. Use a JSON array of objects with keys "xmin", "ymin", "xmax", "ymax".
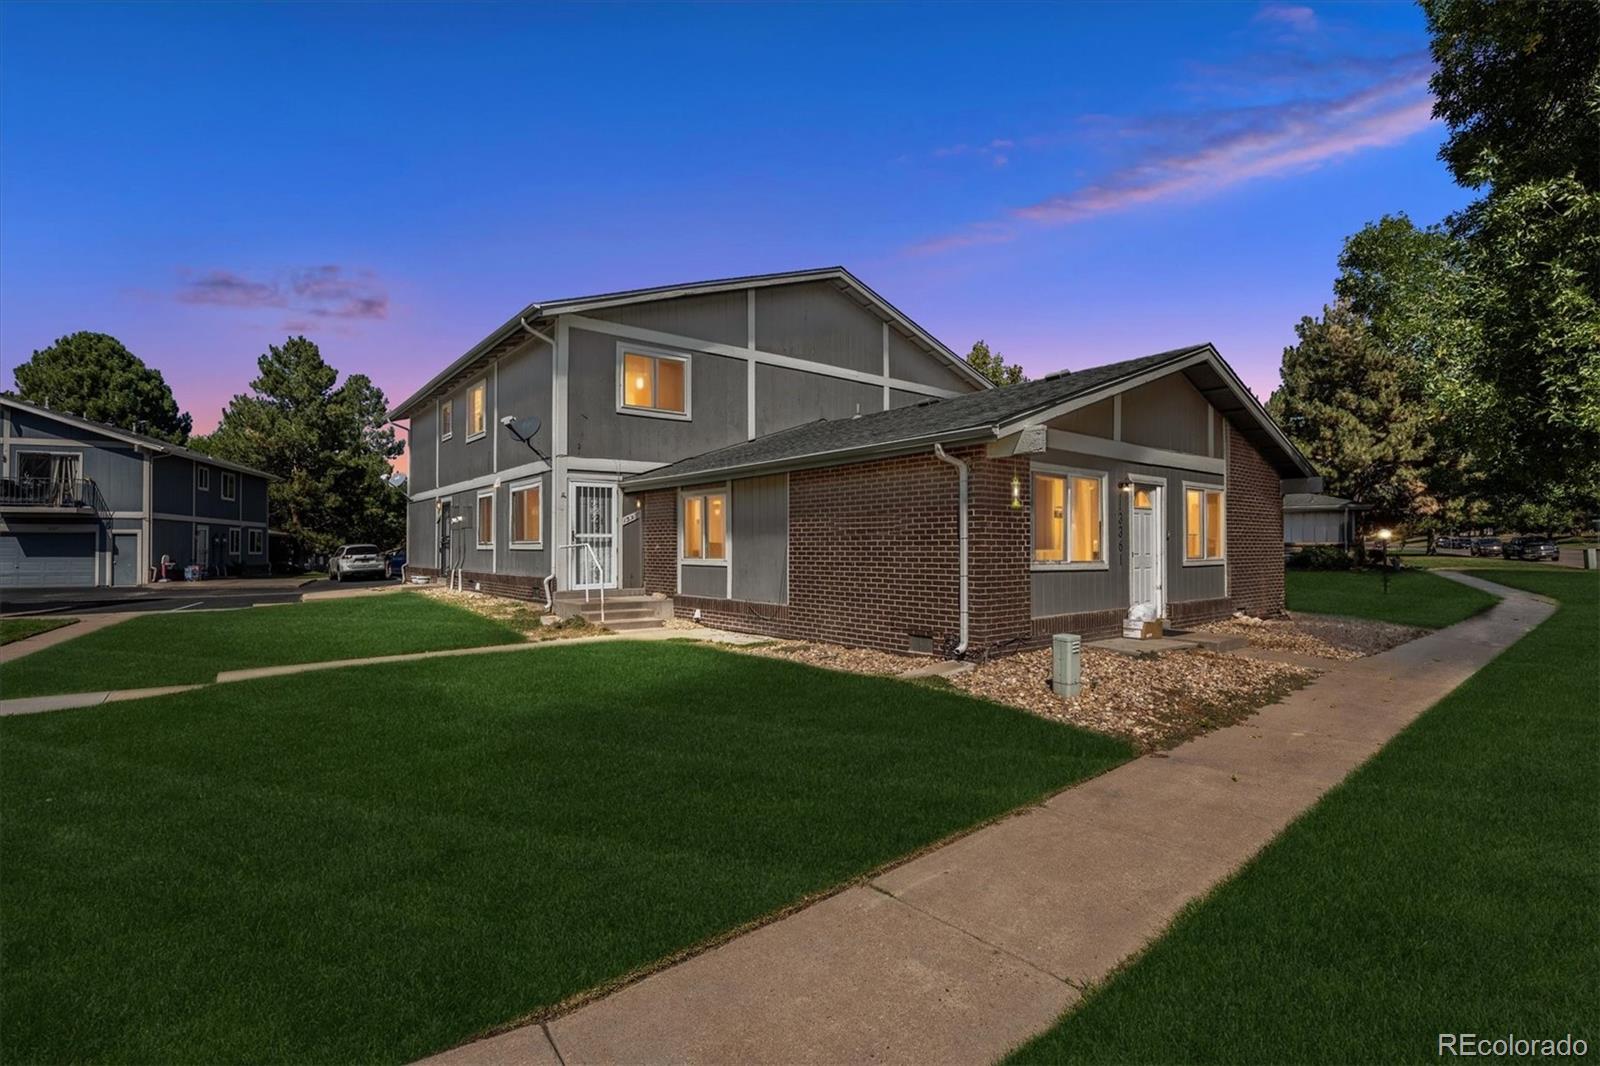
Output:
[
  {"xmin": 176, "ymin": 265, "xmax": 388, "ymax": 322},
  {"xmin": 1254, "ymin": 4, "xmax": 1318, "ymax": 33}
]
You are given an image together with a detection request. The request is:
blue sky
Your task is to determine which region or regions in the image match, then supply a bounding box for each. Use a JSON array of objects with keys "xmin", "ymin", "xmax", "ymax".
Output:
[{"xmin": 1, "ymin": 1, "xmax": 1468, "ymax": 451}]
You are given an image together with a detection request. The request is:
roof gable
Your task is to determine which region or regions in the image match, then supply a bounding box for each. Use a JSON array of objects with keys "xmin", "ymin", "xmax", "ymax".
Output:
[{"xmin": 0, "ymin": 397, "xmax": 276, "ymax": 480}]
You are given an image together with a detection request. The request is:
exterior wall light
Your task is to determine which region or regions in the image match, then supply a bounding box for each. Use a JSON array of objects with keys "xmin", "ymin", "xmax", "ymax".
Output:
[{"xmin": 1010, "ymin": 474, "xmax": 1022, "ymax": 510}]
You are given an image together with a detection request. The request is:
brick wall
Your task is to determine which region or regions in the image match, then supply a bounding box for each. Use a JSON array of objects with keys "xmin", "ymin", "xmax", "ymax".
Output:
[
  {"xmin": 402, "ymin": 565, "xmax": 545, "ymax": 602},
  {"xmin": 1226, "ymin": 422, "xmax": 1287, "ymax": 617},
  {"xmin": 641, "ymin": 488, "xmax": 677, "ymax": 596}
]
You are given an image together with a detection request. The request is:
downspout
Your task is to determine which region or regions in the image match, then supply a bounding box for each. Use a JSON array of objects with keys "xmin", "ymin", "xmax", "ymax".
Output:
[{"xmin": 933, "ymin": 443, "xmax": 969, "ymax": 658}]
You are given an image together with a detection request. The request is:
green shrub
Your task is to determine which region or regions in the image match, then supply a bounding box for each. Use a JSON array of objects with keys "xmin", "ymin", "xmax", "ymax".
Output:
[{"xmin": 1288, "ymin": 545, "xmax": 1355, "ymax": 570}]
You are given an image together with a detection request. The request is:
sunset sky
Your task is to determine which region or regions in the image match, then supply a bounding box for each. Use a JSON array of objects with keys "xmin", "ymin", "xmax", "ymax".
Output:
[{"xmin": 1, "ymin": 2, "xmax": 1467, "ymax": 473}]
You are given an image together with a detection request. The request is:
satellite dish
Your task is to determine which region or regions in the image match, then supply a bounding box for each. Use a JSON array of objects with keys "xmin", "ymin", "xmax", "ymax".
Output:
[{"xmin": 501, "ymin": 413, "xmax": 541, "ymax": 445}]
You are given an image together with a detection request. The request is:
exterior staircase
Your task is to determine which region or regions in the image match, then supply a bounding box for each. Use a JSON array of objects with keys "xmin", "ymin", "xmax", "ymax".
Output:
[{"xmin": 551, "ymin": 587, "xmax": 675, "ymax": 633}]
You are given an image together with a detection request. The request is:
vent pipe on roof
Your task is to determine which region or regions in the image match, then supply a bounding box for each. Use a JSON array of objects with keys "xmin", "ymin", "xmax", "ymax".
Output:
[{"xmin": 933, "ymin": 443, "xmax": 969, "ymax": 658}]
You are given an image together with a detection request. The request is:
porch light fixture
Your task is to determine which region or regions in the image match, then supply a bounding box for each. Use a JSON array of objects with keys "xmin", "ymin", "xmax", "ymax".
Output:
[
  {"xmin": 1118, "ymin": 480, "xmax": 1134, "ymax": 493},
  {"xmin": 1010, "ymin": 474, "xmax": 1022, "ymax": 510}
]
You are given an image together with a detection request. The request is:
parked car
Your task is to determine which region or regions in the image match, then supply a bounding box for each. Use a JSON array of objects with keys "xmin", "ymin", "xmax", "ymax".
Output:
[
  {"xmin": 384, "ymin": 549, "xmax": 407, "ymax": 579},
  {"xmin": 1470, "ymin": 537, "xmax": 1504, "ymax": 557},
  {"xmin": 1504, "ymin": 537, "xmax": 1560, "ymax": 562},
  {"xmin": 1437, "ymin": 535, "xmax": 1458, "ymax": 550},
  {"xmin": 329, "ymin": 543, "xmax": 385, "ymax": 581}
]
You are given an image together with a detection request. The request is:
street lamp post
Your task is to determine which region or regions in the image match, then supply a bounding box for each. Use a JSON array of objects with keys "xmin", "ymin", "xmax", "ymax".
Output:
[{"xmin": 1378, "ymin": 528, "xmax": 1392, "ymax": 594}]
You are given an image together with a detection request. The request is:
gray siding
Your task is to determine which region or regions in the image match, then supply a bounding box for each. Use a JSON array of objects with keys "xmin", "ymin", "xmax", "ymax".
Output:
[
  {"xmin": 889, "ymin": 389, "xmax": 926, "ymax": 409},
  {"xmin": 152, "ymin": 518, "xmax": 193, "ymax": 568},
  {"xmin": 8, "ymin": 410, "xmax": 115, "ymax": 442},
  {"xmin": 680, "ymin": 563, "xmax": 728, "ymax": 598},
  {"xmin": 567, "ymin": 328, "xmax": 747, "ymax": 462},
  {"xmin": 754, "ymin": 281, "xmax": 882, "ymax": 374},
  {"xmin": 495, "ymin": 474, "xmax": 550, "ymax": 577},
  {"xmin": 1120, "ymin": 374, "xmax": 1212, "ymax": 454},
  {"xmin": 409, "ymin": 404, "xmax": 437, "ymax": 492},
  {"xmin": 1286, "ymin": 511, "xmax": 1348, "ymax": 545},
  {"xmin": 730, "ymin": 474, "xmax": 787, "ymax": 604},
  {"xmin": 1029, "ymin": 447, "xmax": 1225, "ymax": 619},
  {"xmin": 4, "ymin": 437, "xmax": 144, "ymax": 513},
  {"xmin": 886, "ymin": 329, "xmax": 974, "ymax": 392},
  {"xmin": 755, "ymin": 364, "xmax": 882, "ymax": 437},
  {"xmin": 589, "ymin": 290, "xmax": 748, "ymax": 347},
  {"xmin": 151, "ymin": 460, "xmax": 192, "ymax": 515},
  {"xmin": 435, "ymin": 371, "xmax": 497, "ymax": 489},
  {"xmin": 241, "ymin": 475, "xmax": 269, "ymax": 524},
  {"xmin": 407, "ymin": 499, "xmax": 435, "ymax": 564},
  {"xmin": 495, "ymin": 339, "xmax": 554, "ymax": 465},
  {"xmin": 1052, "ymin": 398, "xmax": 1115, "ymax": 438}
]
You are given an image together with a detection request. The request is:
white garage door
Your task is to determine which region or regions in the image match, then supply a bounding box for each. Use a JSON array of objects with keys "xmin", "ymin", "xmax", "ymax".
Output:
[{"xmin": 0, "ymin": 532, "xmax": 96, "ymax": 588}]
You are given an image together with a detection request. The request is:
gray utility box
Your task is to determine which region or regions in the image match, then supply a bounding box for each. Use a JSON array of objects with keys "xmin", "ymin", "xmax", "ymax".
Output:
[{"xmin": 1052, "ymin": 633, "xmax": 1083, "ymax": 698}]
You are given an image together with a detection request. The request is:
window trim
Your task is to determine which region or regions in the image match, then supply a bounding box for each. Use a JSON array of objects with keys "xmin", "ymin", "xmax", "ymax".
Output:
[
  {"xmin": 248, "ymin": 528, "xmax": 264, "ymax": 555},
  {"xmin": 196, "ymin": 464, "xmax": 211, "ymax": 492},
  {"xmin": 440, "ymin": 398, "xmax": 454, "ymax": 441},
  {"xmin": 678, "ymin": 486, "xmax": 730, "ymax": 567},
  {"xmin": 220, "ymin": 470, "xmax": 237, "ymax": 502},
  {"xmin": 1029, "ymin": 463, "xmax": 1110, "ymax": 572},
  {"xmin": 228, "ymin": 527, "xmax": 242, "ymax": 557},
  {"xmin": 475, "ymin": 488, "xmax": 495, "ymax": 549},
  {"xmin": 616, "ymin": 342, "xmax": 693, "ymax": 421},
  {"xmin": 465, "ymin": 379, "xmax": 487, "ymax": 442},
  {"xmin": 508, "ymin": 479, "xmax": 544, "ymax": 550},
  {"xmin": 1182, "ymin": 481, "xmax": 1227, "ymax": 566}
]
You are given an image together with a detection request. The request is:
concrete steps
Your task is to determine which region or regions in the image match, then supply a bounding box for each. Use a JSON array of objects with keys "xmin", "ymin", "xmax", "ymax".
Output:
[{"xmin": 551, "ymin": 589, "xmax": 674, "ymax": 631}]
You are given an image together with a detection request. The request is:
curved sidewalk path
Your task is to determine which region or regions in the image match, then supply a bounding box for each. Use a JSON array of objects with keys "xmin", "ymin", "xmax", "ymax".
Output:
[{"xmin": 424, "ymin": 573, "xmax": 1552, "ymax": 1066}]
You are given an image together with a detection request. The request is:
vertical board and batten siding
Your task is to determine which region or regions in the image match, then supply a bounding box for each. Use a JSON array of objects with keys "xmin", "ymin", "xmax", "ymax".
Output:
[
  {"xmin": 587, "ymin": 290, "xmax": 749, "ymax": 347},
  {"xmin": 495, "ymin": 338, "xmax": 554, "ymax": 461},
  {"xmin": 730, "ymin": 474, "xmax": 788, "ymax": 604},
  {"xmin": 885, "ymin": 330, "xmax": 974, "ymax": 392},
  {"xmin": 753, "ymin": 281, "xmax": 883, "ymax": 375},
  {"xmin": 755, "ymin": 364, "xmax": 882, "ymax": 437},
  {"xmin": 1052, "ymin": 398, "xmax": 1115, "ymax": 439},
  {"xmin": 435, "ymin": 369, "xmax": 497, "ymax": 489},
  {"xmin": 1118, "ymin": 373, "xmax": 1213, "ymax": 455},
  {"xmin": 1028, "ymin": 447, "xmax": 1224, "ymax": 618},
  {"xmin": 408, "ymin": 404, "xmax": 438, "ymax": 494},
  {"xmin": 407, "ymin": 499, "xmax": 435, "ymax": 565},
  {"xmin": 680, "ymin": 563, "xmax": 728, "ymax": 598},
  {"xmin": 889, "ymin": 389, "xmax": 928, "ymax": 409},
  {"xmin": 1285, "ymin": 511, "xmax": 1347, "ymax": 545}
]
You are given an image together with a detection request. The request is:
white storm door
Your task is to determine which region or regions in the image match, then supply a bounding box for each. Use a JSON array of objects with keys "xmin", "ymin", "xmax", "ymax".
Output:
[
  {"xmin": 193, "ymin": 524, "xmax": 210, "ymax": 569},
  {"xmin": 570, "ymin": 481, "xmax": 619, "ymax": 590},
  {"xmin": 1128, "ymin": 486, "xmax": 1161, "ymax": 614}
]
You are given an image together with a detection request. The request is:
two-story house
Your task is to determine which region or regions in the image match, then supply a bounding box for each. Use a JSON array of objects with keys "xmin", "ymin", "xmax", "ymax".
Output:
[
  {"xmin": 0, "ymin": 397, "xmax": 274, "ymax": 588},
  {"xmin": 390, "ymin": 268, "xmax": 1319, "ymax": 657}
]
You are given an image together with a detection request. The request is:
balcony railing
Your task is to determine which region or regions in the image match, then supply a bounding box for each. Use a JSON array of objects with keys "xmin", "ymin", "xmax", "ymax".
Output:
[{"xmin": 0, "ymin": 477, "xmax": 100, "ymax": 509}]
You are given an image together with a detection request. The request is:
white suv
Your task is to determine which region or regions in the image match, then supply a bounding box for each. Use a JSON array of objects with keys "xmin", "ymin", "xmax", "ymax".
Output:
[{"xmin": 329, "ymin": 544, "xmax": 385, "ymax": 581}]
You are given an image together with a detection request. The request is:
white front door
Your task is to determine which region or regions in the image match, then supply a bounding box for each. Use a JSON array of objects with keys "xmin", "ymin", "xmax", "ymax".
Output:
[
  {"xmin": 1128, "ymin": 484, "xmax": 1164, "ymax": 616},
  {"xmin": 569, "ymin": 481, "xmax": 619, "ymax": 590}
]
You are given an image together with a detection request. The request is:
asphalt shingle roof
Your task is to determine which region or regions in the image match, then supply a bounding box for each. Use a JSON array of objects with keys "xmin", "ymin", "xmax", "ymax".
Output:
[{"xmin": 624, "ymin": 345, "xmax": 1210, "ymax": 489}]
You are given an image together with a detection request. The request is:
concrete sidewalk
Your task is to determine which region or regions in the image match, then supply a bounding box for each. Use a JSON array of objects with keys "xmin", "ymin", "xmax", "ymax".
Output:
[
  {"xmin": 0, "ymin": 612, "xmax": 135, "ymax": 665},
  {"xmin": 423, "ymin": 576, "xmax": 1551, "ymax": 1066}
]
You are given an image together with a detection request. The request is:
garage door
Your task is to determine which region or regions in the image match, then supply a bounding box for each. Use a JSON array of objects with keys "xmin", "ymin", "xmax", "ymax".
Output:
[{"xmin": 0, "ymin": 532, "xmax": 96, "ymax": 588}]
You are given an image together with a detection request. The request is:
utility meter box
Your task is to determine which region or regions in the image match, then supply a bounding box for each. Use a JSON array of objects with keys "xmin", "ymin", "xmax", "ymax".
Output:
[{"xmin": 1052, "ymin": 633, "xmax": 1083, "ymax": 698}]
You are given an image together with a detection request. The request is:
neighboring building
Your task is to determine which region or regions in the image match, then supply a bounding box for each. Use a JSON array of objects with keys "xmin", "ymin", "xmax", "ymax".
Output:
[
  {"xmin": 1283, "ymin": 492, "xmax": 1367, "ymax": 549},
  {"xmin": 390, "ymin": 268, "xmax": 1320, "ymax": 656},
  {"xmin": 0, "ymin": 397, "xmax": 273, "ymax": 588}
]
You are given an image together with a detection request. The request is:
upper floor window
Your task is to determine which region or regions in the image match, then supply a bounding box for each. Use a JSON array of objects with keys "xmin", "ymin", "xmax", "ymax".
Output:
[
  {"xmin": 467, "ymin": 380, "xmax": 487, "ymax": 440},
  {"xmin": 440, "ymin": 399, "xmax": 454, "ymax": 441},
  {"xmin": 620, "ymin": 347, "xmax": 689, "ymax": 418},
  {"xmin": 221, "ymin": 471, "xmax": 237, "ymax": 501},
  {"xmin": 681, "ymin": 491, "xmax": 727, "ymax": 561},
  {"xmin": 1185, "ymin": 486, "xmax": 1225, "ymax": 563},
  {"xmin": 1032, "ymin": 470, "xmax": 1105, "ymax": 567},
  {"xmin": 196, "ymin": 465, "xmax": 210, "ymax": 492}
]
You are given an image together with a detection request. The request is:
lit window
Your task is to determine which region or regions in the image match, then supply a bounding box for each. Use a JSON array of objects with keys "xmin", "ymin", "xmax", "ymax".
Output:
[
  {"xmin": 510, "ymin": 483, "xmax": 542, "ymax": 546},
  {"xmin": 197, "ymin": 465, "xmax": 210, "ymax": 492},
  {"xmin": 1186, "ymin": 487, "xmax": 1225, "ymax": 562},
  {"xmin": 228, "ymin": 527, "xmax": 241, "ymax": 556},
  {"xmin": 476, "ymin": 491, "xmax": 494, "ymax": 548},
  {"xmin": 1032, "ymin": 471, "xmax": 1105, "ymax": 566},
  {"xmin": 249, "ymin": 529, "xmax": 264, "ymax": 554},
  {"xmin": 622, "ymin": 350, "xmax": 689, "ymax": 416},
  {"xmin": 221, "ymin": 471, "xmax": 237, "ymax": 501},
  {"xmin": 440, "ymin": 400, "xmax": 454, "ymax": 440},
  {"xmin": 467, "ymin": 381, "xmax": 487, "ymax": 439},
  {"xmin": 682, "ymin": 491, "xmax": 727, "ymax": 561}
]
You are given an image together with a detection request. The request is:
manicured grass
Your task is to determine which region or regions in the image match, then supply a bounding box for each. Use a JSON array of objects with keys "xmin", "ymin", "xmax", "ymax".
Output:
[
  {"xmin": 1286, "ymin": 567, "xmax": 1498, "ymax": 627},
  {"xmin": 1010, "ymin": 567, "xmax": 1598, "ymax": 1063},
  {"xmin": 1400, "ymin": 551, "xmax": 1573, "ymax": 571},
  {"xmin": 0, "ymin": 593, "xmax": 521, "ymax": 698},
  {"xmin": 0, "ymin": 641, "xmax": 1131, "ymax": 1064},
  {"xmin": 0, "ymin": 617, "xmax": 75, "ymax": 646}
]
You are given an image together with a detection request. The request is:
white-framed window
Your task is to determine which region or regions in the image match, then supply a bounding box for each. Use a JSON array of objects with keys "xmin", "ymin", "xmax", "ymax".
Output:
[
  {"xmin": 466, "ymin": 380, "xmax": 487, "ymax": 440},
  {"xmin": 680, "ymin": 490, "xmax": 727, "ymax": 562},
  {"xmin": 440, "ymin": 399, "xmax": 454, "ymax": 441},
  {"xmin": 221, "ymin": 471, "xmax": 237, "ymax": 501},
  {"xmin": 509, "ymin": 481, "xmax": 543, "ymax": 549},
  {"xmin": 1031, "ymin": 467, "xmax": 1107, "ymax": 568},
  {"xmin": 476, "ymin": 489, "xmax": 495, "ymax": 549},
  {"xmin": 618, "ymin": 344, "xmax": 690, "ymax": 419},
  {"xmin": 248, "ymin": 528, "xmax": 264, "ymax": 555},
  {"xmin": 228, "ymin": 527, "xmax": 241, "ymax": 557},
  {"xmin": 196, "ymin": 465, "xmax": 211, "ymax": 492},
  {"xmin": 1184, "ymin": 484, "xmax": 1226, "ymax": 564}
]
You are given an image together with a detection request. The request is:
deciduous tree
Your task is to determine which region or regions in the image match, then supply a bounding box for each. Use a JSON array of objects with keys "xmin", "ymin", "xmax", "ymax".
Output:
[{"xmin": 964, "ymin": 340, "xmax": 1027, "ymax": 386}]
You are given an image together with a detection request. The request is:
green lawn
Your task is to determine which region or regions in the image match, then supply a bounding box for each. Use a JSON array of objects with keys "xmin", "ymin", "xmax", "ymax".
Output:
[
  {"xmin": 0, "ymin": 617, "xmax": 75, "ymax": 646},
  {"xmin": 0, "ymin": 641, "xmax": 1131, "ymax": 1064},
  {"xmin": 1286, "ymin": 567, "xmax": 1498, "ymax": 627},
  {"xmin": 1010, "ymin": 567, "xmax": 1598, "ymax": 1063},
  {"xmin": 0, "ymin": 593, "xmax": 522, "ymax": 698}
]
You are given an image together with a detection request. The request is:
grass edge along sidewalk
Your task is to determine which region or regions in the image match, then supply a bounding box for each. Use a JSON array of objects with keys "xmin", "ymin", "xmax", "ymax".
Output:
[
  {"xmin": 1008, "ymin": 567, "xmax": 1597, "ymax": 1064},
  {"xmin": 1285, "ymin": 567, "xmax": 1498, "ymax": 628}
]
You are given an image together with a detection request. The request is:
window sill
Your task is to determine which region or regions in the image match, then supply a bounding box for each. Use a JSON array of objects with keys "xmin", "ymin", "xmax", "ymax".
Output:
[
  {"xmin": 465, "ymin": 431, "xmax": 486, "ymax": 443},
  {"xmin": 619, "ymin": 406, "xmax": 692, "ymax": 422},
  {"xmin": 680, "ymin": 558, "xmax": 729, "ymax": 567},
  {"xmin": 1031, "ymin": 561, "xmax": 1110, "ymax": 572},
  {"xmin": 474, "ymin": 542, "xmax": 495, "ymax": 551},
  {"xmin": 1182, "ymin": 558, "xmax": 1226, "ymax": 567},
  {"xmin": 509, "ymin": 541, "xmax": 543, "ymax": 551},
  {"xmin": 440, "ymin": 434, "xmax": 453, "ymax": 442}
]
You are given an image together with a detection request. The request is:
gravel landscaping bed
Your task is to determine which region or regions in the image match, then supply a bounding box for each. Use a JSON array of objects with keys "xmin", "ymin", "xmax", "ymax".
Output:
[
  {"xmin": 1196, "ymin": 613, "xmax": 1425, "ymax": 661},
  {"xmin": 738, "ymin": 640, "xmax": 921, "ymax": 677},
  {"xmin": 951, "ymin": 648, "xmax": 1318, "ymax": 751},
  {"xmin": 417, "ymin": 588, "xmax": 610, "ymax": 640}
]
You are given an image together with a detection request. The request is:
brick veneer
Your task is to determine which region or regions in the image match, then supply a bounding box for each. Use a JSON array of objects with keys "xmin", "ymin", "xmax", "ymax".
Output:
[
  {"xmin": 1225, "ymin": 422, "xmax": 1287, "ymax": 617},
  {"xmin": 402, "ymin": 565, "xmax": 545, "ymax": 602}
]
